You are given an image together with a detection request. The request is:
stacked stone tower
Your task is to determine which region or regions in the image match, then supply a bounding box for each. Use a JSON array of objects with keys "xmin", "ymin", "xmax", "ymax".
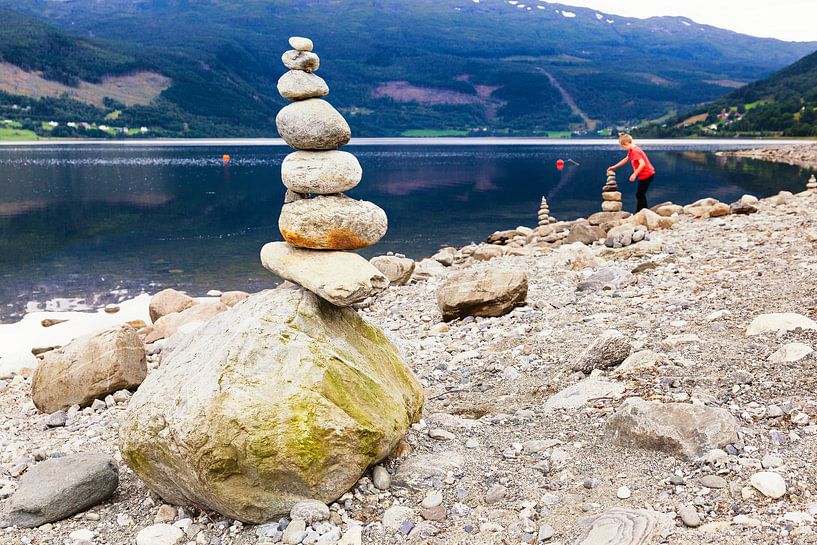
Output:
[
  {"xmin": 538, "ymin": 197, "xmax": 556, "ymax": 226},
  {"xmin": 261, "ymin": 37, "xmax": 389, "ymax": 306},
  {"xmin": 602, "ymin": 171, "xmax": 623, "ymax": 212},
  {"xmin": 808, "ymin": 175, "xmax": 817, "ymax": 193}
]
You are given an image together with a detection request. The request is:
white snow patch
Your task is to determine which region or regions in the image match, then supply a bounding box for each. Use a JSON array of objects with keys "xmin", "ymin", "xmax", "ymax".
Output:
[
  {"xmin": 536, "ymin": 5, "xmax": 544, "ymax": 9},
  {"xmin": 595, "ymin": 13, "xmax": 603, "ymax": 20},
  {"xmin": 682, "ymin": 21, "xmax": 691, "ymax": 26},
  {"xmin": 473, "ymin": 0, "xmax": 480, "ymax": 3},
  {"xmin": 508, "ymin": 0, "xmax": 518, "ymax": 4},
  {"xmin": 606, "ymin": 19, "xmax": 615, "ymax": 24},
  {"xmin": 561, "ymin": 10, "xmax": 576, "ymax": 18}
]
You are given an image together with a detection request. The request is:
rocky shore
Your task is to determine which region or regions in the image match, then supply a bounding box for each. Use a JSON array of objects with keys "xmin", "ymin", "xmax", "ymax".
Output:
[
  {"xmin": 2, "ymin": 179, "xmax": 817, "ymax": 544},
  {"xmin": 722, "ymin": 143, "xmax": 817, "ymax": 170}
]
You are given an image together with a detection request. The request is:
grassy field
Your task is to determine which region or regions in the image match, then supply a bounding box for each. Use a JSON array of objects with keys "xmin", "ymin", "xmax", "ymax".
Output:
[
  {"xmin": 401, "ymin": 129, "xmax": 470, "ymax": 137},
  {"xmin": 0, "ymin": 127, "xmax": 38, "ymax": 140}
]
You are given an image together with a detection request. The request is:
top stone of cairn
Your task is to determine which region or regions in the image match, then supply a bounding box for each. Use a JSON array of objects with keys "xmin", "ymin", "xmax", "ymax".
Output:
[{"xmin": 289, "ymin": 36, "xmax": 313, "ymax": 52}]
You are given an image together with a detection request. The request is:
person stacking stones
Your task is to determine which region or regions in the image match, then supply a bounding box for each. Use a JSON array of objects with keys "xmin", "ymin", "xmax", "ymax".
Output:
[
  {"xmin": 602, "ymin": 171, "xmax": 623, "ymax": 212},
  {"xmin": 808, "ymin": 175, "xmax": 817, "ymax": 193},
  {"xmin": 261, "ymin": 37, "xmax": 389, "ymax": 306},
  {"xmin": 538, "ymin": 197, "xmax": 557, "ymax": 226}
]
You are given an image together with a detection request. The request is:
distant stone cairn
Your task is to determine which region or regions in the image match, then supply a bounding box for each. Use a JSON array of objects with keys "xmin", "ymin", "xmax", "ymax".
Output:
[{"xmin": 538, "ymin": 197, "xmax": 557, "ymax": 227}]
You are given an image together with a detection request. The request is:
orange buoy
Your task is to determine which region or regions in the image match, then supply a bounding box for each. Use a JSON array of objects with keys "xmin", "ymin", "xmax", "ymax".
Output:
[
  {"xmin": 222, "ymin": 154, "xmax": 231, "ymax": 163},
  {"xmin": 556, "ymin": 159, "xmax": 565, "ymax": 171}
]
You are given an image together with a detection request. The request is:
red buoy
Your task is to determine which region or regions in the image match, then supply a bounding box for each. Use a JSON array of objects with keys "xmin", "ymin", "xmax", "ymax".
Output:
[
  {"xmin": 556, "ymin": 159, "xmax": 565, "ymax": 171},
  {"xmin": 222, "ymin": 154, "xmax": 231, "ymax": 163}
]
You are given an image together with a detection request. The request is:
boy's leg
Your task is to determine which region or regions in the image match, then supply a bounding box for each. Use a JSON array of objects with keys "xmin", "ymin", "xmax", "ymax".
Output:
[{"xmin": 636, "ymin": 176, "xmax": 653, "ymax": 211}]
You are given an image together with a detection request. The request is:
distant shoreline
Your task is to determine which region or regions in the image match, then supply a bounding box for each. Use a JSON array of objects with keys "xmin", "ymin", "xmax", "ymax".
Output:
[{"xmin": 0, "ymin": 137, "xmax": 811, "ymax": 147}]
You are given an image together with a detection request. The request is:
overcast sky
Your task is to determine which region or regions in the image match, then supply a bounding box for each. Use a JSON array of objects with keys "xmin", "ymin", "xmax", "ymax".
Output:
[{"xmin": 546, "ymin": 0, "xmax": 817, "ymax": 42}]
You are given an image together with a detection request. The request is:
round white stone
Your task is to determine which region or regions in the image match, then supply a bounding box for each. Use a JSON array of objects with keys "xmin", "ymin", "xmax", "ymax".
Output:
[
  {"xmin": 281, "ymin": 150, "xmax": 361, "ymax": 194},
  {"xmin": 136, "ymin": 524, "xmax": 185, "ymax": 545},
  {"xmin": 750, "ymin": 471, "xmax": 786, "ymax": 499}
]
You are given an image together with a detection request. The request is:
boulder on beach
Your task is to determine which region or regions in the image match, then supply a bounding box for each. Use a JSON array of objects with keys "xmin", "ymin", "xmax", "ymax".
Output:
[
  {"xmin": 566, "ymin": 221, "xmax": 606, "ymax": 245},
  {"xmin": 370, "ymin": 256, "xmax": 415, "ymax": 285},
  {"xmin": 1, "ymin": 454, "xmax": 118, "ymax": 528},
  {"xmin": 261, "ymin": 242, "xmax": 388, "ymax": 306},
  {"xmin": 145, "ymin": 301, "xmax": 228, "ymax": 343},
  {"xmin": 627, "ymin": 208, "xmax": 676, "ymax": 230},
  {"xmin": 437, "ymin": 269, "xmax": 527, "ymax": 321},
  {"xmin": 32, "ymin": 325, "xmax": 146, "ymax": 414},
  {"xmin": 118, "ymin": 289, "xmax": 424, "ymax": 523},
  {"xmin": 220, "ymin": 290, "xmax": 250, "ymax": 307},
  {"xmin": 606, "ymin": 397, "xmax": 738, "ymax": 459},
  {"xmin": 279, "ymin": 195, "xmax": 387, "ymax": 250},
  {"xmin": 149, "ymin": 288, "xmax": 195, "ymax": 323}
]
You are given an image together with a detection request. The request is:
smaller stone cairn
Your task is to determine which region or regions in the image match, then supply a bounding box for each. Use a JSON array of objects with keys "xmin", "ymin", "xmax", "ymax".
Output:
[
  {"xmin": 537, "ymin": 197, "xmax": 557, "ymax": 226},
  {"xmin": 602, "ymin": 171, "xmax": 623, "ymax": 212},
  {"xmin": 808, "ymin": 175, "xmax": 817, "ymax": 193}
]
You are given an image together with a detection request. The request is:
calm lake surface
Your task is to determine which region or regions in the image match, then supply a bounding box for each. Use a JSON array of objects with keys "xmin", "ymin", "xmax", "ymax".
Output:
[{"xmin": 0, "ymin": 139, "xmax": 812, "ymax": 322}]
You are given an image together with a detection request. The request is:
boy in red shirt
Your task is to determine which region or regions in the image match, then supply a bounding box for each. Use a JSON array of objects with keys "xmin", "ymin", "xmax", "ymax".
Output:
[{"xmin": 607, "ymin": 133, "xmax": 656, "ymax": 211}]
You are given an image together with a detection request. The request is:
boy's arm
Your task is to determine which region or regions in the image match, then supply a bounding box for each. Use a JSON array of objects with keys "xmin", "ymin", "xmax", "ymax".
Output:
[
  {"xmin": 629, "ymin": 159, "xmax": 645, "ymax": 182},
  {"xmin": 607, "ymin": 157, "xmax": 629, "ymax": 172}
]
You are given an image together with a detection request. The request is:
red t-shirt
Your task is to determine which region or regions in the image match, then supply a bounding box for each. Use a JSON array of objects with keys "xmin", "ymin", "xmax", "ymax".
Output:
[{"xmin": 627, "ymin": 145, "xmax": 656, "ymax": 180}]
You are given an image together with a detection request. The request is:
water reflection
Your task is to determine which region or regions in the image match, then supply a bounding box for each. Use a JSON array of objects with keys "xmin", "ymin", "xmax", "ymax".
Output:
[{"xmin": 0, "ymin": 144, "xmax": 812, "ymax": 321}]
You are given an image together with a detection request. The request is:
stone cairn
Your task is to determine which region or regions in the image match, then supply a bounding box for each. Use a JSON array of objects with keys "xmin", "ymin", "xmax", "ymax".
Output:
[
  {"xmin": 261, "ymin": 36, "xmax": 390, "ymax": 306},
  {"xmin": 808, "ymin": 175, "xmax": 817, "ymax": 193},
  {"xmin": 538, "ymin": 196, "xmax": 557, "ymax": 226},
  {"xmin": 602, "ymin": 171, "xmax": 623, "ymax": 212}
]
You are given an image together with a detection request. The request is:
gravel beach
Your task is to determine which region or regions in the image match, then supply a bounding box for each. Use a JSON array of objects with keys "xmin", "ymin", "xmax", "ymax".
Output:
[{"xmin": 3, "ymin": 186, "xmax": 817, "ymax": 545}]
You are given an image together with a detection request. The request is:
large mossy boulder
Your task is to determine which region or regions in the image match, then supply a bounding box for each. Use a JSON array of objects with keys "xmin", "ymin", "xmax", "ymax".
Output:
[{"xmin": 118, "ymin": 288, "xmax": 423, "ymax": 524}]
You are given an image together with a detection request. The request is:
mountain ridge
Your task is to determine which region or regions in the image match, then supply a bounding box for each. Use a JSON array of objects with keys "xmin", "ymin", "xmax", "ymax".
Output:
[{"xmin": 1, "ymin": 0, "xmax": 815, "ymax": 138}]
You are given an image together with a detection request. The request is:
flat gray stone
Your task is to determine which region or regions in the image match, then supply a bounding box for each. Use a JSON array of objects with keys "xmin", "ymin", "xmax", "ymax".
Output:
[
  {"xmin": 1, "ymin": 454, "xmax": 118, "ymax": 528},
  {"xmin": 576, "ymin": 508, "xmax": 673, "ymax": 545},
  {"xmin": 544, "ymin": 379, "xmax": 625, "ymax": 411}
]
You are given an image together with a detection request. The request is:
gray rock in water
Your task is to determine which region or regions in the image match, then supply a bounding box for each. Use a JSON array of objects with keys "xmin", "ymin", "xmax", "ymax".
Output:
[
  {"xmin": 576, "ymin": 508, "xmax": 672, "ymax": 545},
  {"xmin": 277, "ymin": 70, "xmax": 329, "ymax": 101},
  {"xmin": 276, "ymin": 99, "xmax": 350, "ymax": 150},
  {"xmin": 571, "ymin": 330, "xmax": 632, "ymax": 373},
  {"xmin": 281, "ymin": 150, "xmax": 361, "ymax": 194},
  {"xmin": 437, "ymin": 269, "xmax": 528, "ymax": 322},
  {"xmin": 282, "ymin": 50, "xmax": 320, "ymax": 72},
  {"xmin": 260, "ymin": 242, "xmax": 388, "ymax": 306},
  {"xmin": 1, "ymin": 454, "xmax": 118, "ymax": 528},
  {"xmin": 606, "ymin": 397, "xmax": 739, "ymax": 459},
  {"xmin": 370, "ymin": 256, "xmax": 415, "ymax": 285},
  {"xmin": 279, "ymin": 195, "xmax": 387, "ymax": 250}
]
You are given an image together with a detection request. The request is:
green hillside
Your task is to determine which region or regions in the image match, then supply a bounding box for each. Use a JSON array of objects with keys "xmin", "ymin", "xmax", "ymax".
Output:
[
  {"xmin": 638, "ymin": 48, "xmax": 817, "ymax": 137},
  {"xmin": 1, "ymin": 1, "xmax": 816, "ymax": 138}
]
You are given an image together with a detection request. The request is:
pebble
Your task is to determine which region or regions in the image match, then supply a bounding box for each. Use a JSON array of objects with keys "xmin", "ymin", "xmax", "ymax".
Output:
[
  {"xmin": 616, "ymin": 485, "xmax": 632, "ymax": 499},
  {"xmin": 372, "ymin": 466, "xmax": 391, "ymax": 490},
  {"xmin": 421, "ymin": 491, "xmax": 443, "ymax": 509},
  {"xmin": 750, "ymin": 471, "xmax": 787, "ymax": 499},
  {"xmin": 45, "ymin": 410, "xmax": 68, "ymax": 427},
  {"xmin": 136, "ymin": 524, "xmax": 185, "ymax": 545},
  {"xmin": 485, "ymin": 484, "xmax": 507, "ymax": 504},
  {"xmin": 537, "ymin": 523, "xmax": 555, "ymax": 541},
  {"xmin": 382, "ymin": 505, "xmax": 414, "ymax": 529},
  {"xmin": 428, "ymin": 428, "xmax": 455, "ymax": 441},
  {"xmin": 282, "ymin": 519, "xmax": 307, "ymax": 545},
  {"xmin": 699, "ymin": 475, "xmax": 728, "ymax": 489},
  {"xmin": 69, "ymin": 529, "xmax": 95, "ymax": 542},
  {"xmin": 679, "ymin": 505, "xmax": 702, "ymax": 527},
  {"xmin": 290, "ymin": 499, "xmax": 330, "ymax": 524}
]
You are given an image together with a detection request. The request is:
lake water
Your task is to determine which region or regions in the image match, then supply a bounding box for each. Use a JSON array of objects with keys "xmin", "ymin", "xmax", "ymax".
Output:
[{"xmin": 0, "ymin": 139, "xmax": 812, "ymax": 322}]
